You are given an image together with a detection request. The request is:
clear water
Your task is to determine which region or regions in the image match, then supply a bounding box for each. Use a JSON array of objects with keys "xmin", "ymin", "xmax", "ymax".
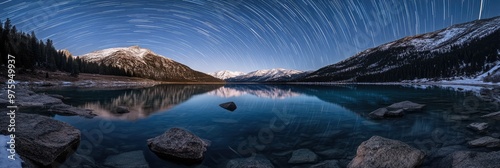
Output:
[{"xmin": 40, "ymin": 84, "xmax": 500, "ymax": 167}]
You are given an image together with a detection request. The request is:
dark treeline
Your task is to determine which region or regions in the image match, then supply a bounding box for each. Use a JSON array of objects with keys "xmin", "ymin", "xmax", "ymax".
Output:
[{"xmin": 0, "ymin": 18, "xmax": 131, "ymax": 77}]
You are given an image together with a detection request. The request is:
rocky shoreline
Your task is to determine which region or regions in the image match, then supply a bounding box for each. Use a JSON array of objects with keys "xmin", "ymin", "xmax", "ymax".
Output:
[{"xmin": 1, "ymin": 85, "xmax": 499, "ymax": 168}]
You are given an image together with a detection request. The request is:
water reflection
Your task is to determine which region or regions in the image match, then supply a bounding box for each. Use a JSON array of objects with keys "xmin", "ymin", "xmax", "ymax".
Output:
[
  {"xmin": 208, "ymin": 85, "xmax": 301, "ymax": 99},
  {"xmin": 74, "ymin": 85, "xmax": 222, "ymax": 120}
]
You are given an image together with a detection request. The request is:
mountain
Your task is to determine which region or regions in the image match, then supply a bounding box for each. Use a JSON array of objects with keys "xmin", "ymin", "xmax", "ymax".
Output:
[
  {"xmin": 209, "ymin": 70, "xmax": 246, "ymax": 80},
  {"xmin": 302, "ymin": 16, "xmax": 500, "ymax": 82},
  {"xmin": 226, "ymin": 68, "xmax": 310, "ymax": 82},
  {"xmin": 79, "ymin": 46, "xmax": 222, "ymax": 82}
]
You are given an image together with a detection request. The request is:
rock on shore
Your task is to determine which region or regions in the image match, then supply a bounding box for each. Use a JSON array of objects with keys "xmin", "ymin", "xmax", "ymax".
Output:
[
  {"xmin": 0, "ymin": 113, "xmax": 81, "ymax": 166},
  {"xmin": 147, "ymin": 127, "xmax": 208, "ymax": 163},
  {"xmin": 348, "ymin": 136, "xmax": 425, "ymax": 168}
]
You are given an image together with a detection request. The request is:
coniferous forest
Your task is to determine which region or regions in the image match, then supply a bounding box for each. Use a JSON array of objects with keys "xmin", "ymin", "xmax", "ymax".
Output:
[{"xmin": 0, "ymin": 18, "xmax": 133, "ymax": 78}]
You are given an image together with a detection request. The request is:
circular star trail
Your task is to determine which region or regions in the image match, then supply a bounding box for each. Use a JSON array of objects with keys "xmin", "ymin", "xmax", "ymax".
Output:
[{"xmin": 1, "ymin": 0, "xmax": 500, "ymax": 73}]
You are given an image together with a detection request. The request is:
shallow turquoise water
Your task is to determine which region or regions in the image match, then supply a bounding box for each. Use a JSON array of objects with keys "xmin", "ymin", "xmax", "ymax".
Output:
[{"xmin": 42, "ymin": 84, "xmax": 499, "ymax": 167}]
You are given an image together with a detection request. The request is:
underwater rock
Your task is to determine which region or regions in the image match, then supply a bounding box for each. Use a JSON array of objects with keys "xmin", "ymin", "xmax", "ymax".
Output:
[
  {"xmin": 482, "ymin": 111, "xmax": 500, "ymax": 120},
  {"xmin": 467, "ymin": 122, "xmax": 489, "ymax": 132},
  {"xmin": 387, "ymin": 101, "xmax": 425, "ymax": 112},
  {"xmin": 288, "ymin": 148, "xmax": 318, "ymax": 164},
  {"xmin": 226, "ymin": 155, "xmax": 275, "ymax": 168},
  {"xmin": 467, "ymin": 136, "xmax": 500, "ymax": 148},
  {"xmin": 104, "ymin": 150, "xmax": 149, "ymax": 168},
  {"xmin": 440, "ymin": 151, "xmax": 500, "ymax": 168},
  {"xmin": 309, "ymin": 160, "xmax": 340, "ymax": 168}
]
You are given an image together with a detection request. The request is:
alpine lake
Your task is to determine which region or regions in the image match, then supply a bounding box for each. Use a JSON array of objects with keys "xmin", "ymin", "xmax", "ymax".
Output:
[{"xmin": 38, "ymin": 84, "xmax": 500, "ymax": 167}]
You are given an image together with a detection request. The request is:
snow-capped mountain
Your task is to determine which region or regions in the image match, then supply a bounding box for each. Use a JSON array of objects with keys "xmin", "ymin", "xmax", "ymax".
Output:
[
  {"xmin": 208, "ymin": 85, "xmax": 301, "ymax": 99},
  {"xmin": 226, "ymin": 68, "xmax": 310, "ymax": 82},
  {"xmin": 209, "ymin": 70, "xmax": 246, "ymax": 80},
  {"xmin": 302, "ymin": 16, "xmax": 500, "ymax": 82},
  {"xmin": 79, "ymin": 46, "xmax": 222, "ymax": 82}
]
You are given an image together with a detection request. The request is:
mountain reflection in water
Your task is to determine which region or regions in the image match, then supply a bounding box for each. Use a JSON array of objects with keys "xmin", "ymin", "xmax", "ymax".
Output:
[{"xmin": 67, "ymin": 85, "xmax": 223, "ymax": 120}]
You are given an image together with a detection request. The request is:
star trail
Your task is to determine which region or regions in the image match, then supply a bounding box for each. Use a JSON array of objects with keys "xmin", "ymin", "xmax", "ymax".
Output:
[{"xmin": 1, "ymin": 0, "xmax": 500, "ymax": 73}]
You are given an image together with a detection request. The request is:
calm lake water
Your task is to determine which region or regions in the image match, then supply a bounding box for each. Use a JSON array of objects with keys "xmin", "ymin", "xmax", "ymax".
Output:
[{"xmin": 40, "ymin": 84, "xmax": 500, "ymax": 167}]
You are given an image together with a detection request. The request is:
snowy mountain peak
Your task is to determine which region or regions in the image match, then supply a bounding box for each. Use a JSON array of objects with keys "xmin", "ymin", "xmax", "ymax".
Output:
[
  {"xmin": 79, "ymin": 46, "xmax": 167, "ymax": 62},
  {"xmin": 226, "ymin": 68, "xmax": 310, "ymax": 82},
  {"xmin": 209, "ymin": 70, "xmax": 246, "ymax": 80}
]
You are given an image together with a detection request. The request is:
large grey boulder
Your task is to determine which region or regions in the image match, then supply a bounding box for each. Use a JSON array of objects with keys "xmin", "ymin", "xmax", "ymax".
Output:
[
  {"xmin": 347, "ymin": 136, "xmax": 425, "ymax": 168},
  {"xmin": 147, "ymin": 127, "xmax": 208, "ymax": 163},
  {"xmin": 386, "ymin": 101, "xmax": 425, "ymax": 112},
  {"xmin": 439, "ymin": 151, "xmax": 500, "ymax": 168},
  {"xmin": 467, "ymin": 136, "xmax": 500, "ymax": 147},
  {"xmin": 0, "ymin": 113, "xmax": 80, "ymax": 166},
  {"xmin": 104, "ymin": 150, "xmax": 149, "ymax": 168},
  {"xmin": 226, "ymin": 156, "xmax": 274, "ymax": 168},
  {"xmin": 288, "ymin": 148, "xmax": 318, "ymax": 164}
]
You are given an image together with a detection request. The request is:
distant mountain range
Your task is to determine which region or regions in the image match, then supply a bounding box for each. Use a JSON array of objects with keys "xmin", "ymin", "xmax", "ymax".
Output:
[
  {"xmin": 78, "ymin": 46, "xmax": 222, "ymax": 82},
  {"xmin": 301, "ymin": 16, "xmax": 500, "ymax": 82},
  {"xmin": 210, "ymin": 68, "xmax": 311, "ymax": 82},
  {"xmin": 208, "ymin": 70, "xmax": 245, "ymax": 80}
]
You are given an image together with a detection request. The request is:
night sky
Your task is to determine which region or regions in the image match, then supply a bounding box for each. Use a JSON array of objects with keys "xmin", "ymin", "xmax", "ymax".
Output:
[{"xmin": 1, "ymin": 0, "xmax": 500, "ymax": 73}]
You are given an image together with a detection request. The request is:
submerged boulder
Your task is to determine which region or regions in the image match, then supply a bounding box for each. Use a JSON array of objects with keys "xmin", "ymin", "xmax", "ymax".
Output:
[
  {"xmin": 387, "ymin": 101, "xmax": 425, "ymax": 112},
  {"xmin": 104, "ymin": 150, "xmax": 150, "ymax": 168},
  {"xmin": 348, "ymin": 136, "xmax": 425, "ymax": 168},
  {"xmin": 147, "ymin": 127, "xmax": 208, "ymax": 163},
  {"xmin": 482, "ymin": 111, "xmax": 500, "ymax": 120},
  {"xmin": 368, "ymin": 101, "xmax": 425, "ymax": 119},
  {"xmin": 309, "ymin": 160, "xmax": 341, "ymax": 168},
  {"xmin": 368, "ymin": 108, "xmax": 388, "ymax": 119},
  {"xmin": 288, "ymin": 148, "xmax": 318, "ymax": 164},
  {"xmin": 467, "ymin": 136, "xmax": 500, "ymax": 148},
  {"xmin": 226, "ymin": 155, "xmax": 274, "ymax": 168},
  {"xmin": 440, "ymin": 151, "xmax": 500, "ymax": 168},
  {"xmin": 467, "ymin": 122, "xmax": 489, "ymax": 132},
  {"xmin": 0, "ymin": 113, "xmax": 80, "ymax": 166},
  {"xmin": 219, "ymin": 102, "xmax": 237, "ymax": 111}
]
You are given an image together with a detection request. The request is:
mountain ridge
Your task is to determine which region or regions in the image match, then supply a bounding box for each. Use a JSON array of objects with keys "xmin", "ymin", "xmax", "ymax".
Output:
[
  {"xmin": 79, "ymin": 46, "xmax": 223, "ymax": 82},
  {"xmin": 301, "ymin": 16, "xmax": 500, "ymax": 83}
]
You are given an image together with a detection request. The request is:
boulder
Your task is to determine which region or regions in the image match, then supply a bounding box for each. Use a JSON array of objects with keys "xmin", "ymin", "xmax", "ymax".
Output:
[
  {"xmin": 219, "ymin": 102, "xmax": 237, "ymax": 111},
  {"xmin": 147, "ymin": 127, "xmax": 208, "ymax": 163},
  {"xmin": 347, "ymin": 136, "xmax": 425, "ymax": 168},
  {"xmin": 482, "ymin": 111, "xmax": 500, "ymax": 120},
  {"xmin": 0, "ymin": 113, "xmax": 80, "ymax": 166},
  {"xmin": 467, "ymin": 122, "xmax": 489, "ymax": 132},
  {"xmin": 467, "ymin": 136, "xmax": 500, "ymax": 148},
  {"xmin": 104, "ymin": 150, "xmax": 149, "ymax": 168},
  {"xmin": 439, "ymin": 151, "xmax": 500, "ymax": 168},
  {"xmin": 386, "ymin": 101, "xmax": 425, "ymax": 112},
  {"xmin": 226, "ymin": 156, "xmax": 274, "ymax": 168},
  {"xmin": 288, "ymin": 148, "xmax": 318, "ymax": 164},
  {"xmin": 309, "ymin": 160, "xmax": 340, "ymax": 168},
  {"xmin": 385, "ymin": 109, "xmax": 405, "ymax": 117},
  {"xmin": 368, "ymin": 108, "xmax": 388, "ymax": 119},
  {"xmin": 60, "ymin": 153, "xmax": 97, "ymax": 168},
  {"xmin": 434, "ymin": 145, "xmax": 466, "ymax": 158}
]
